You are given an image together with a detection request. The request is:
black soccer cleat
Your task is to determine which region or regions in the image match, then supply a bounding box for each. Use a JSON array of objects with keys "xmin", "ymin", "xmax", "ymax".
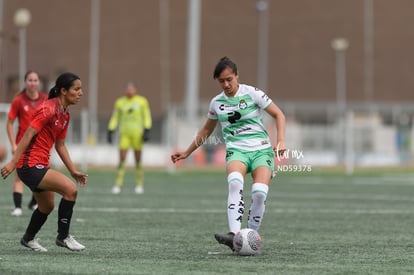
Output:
[
  {"xmin": 214, "ymin": 232, "xmax": 235, "ymax": 251},
  {"xmin": 28, "ymin": 197, "xmax": 38, "ymax": 211}
]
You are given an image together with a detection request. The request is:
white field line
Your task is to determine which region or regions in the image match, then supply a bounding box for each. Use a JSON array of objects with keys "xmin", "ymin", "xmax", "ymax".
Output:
[
  {"xmin": 286, "ymin": 176, "xmax": 414, "ymax": 185},
  {"xmin": 72, "ymin": 207, "xmax": 414, "ymax": 215},
  {"xmin": 272, "ymin": 192, "xmax": 414, "ymax": 202},
  {"xmin": 1, "ymin": 205, "xmax": 413, "ymax": 215}
]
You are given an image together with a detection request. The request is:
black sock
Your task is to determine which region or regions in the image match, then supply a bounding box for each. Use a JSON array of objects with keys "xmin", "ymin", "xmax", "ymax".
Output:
[
  {"xmin": 13, "ymin": 192, "xmax": 22, "ymax": 208},
  {"xmin": 57, "ymin": 199, "xmax": 75, "ymax": 240},
  {"xmin": 28, "ymin": 195, "xmax": 37, "ymax": 207},
  {"xmin": 22, "ymin": 209, "xmax": 48, "ymax": 242}
]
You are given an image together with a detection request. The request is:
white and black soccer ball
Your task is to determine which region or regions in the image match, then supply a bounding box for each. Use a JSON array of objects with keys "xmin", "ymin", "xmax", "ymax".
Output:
[{"xmin": 233, "ymin": 228, "xmax": 262, "ymax": 256}]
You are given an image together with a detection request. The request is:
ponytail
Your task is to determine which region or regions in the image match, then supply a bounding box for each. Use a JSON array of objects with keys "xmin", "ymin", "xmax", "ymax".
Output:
[{"xmin": 48, "ymin": 86, "xmax": 59, "ymax": 99}]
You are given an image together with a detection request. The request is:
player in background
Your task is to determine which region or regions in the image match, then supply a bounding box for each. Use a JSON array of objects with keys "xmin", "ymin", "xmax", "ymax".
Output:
[
  {"xmin": 1, "ymin": 72, "xmax": 88, "ymax": 252},
  {"xmin": 6, "ymin": 71, "xmax": 48, "ymax": 216},
  {"xmin": 171, "ymin": 56, "xmax": 286, "ymax": 251},
  {"xmin": 107, "ymin": 82, "xmax": 152, "ymax": 194}
]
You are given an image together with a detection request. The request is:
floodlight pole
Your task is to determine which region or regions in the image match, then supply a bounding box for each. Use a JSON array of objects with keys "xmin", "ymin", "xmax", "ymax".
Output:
[
  {"xmin": 331, "ymin": 38, "xmax": 350, "ymax": 169},
  {"xmin": 331, "ymin": 38, "xmax": 349, "ymax": 119},
  {"xmin": 364, "ymin": 0, "xmax": 374, "ymax": 107},
  {"xmin": 184, "ymin": 0, "xmax": 201, "ymax": 123},
  {"xmin": 14, "ymin": 8, "xmax": 31, "ymax": 90},
  {"xmin": 160, "ymin": 0, "xmax": 170, "ymax": 115},
  {"xmin": 256, "ymin": 0, "xmax": 269, "ymax": 92},
  {"xmin": 88, "ymin": 0, "xmax": 100, "ymax": 144}
]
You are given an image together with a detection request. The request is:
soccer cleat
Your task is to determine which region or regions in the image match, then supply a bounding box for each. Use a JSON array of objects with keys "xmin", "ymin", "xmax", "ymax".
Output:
[
  {"xmin": 20, "ymin": 238, "xmax": 48, "ymax": 252},
  {"xmin": 134, "ymin": 186, "xmax": 144, "ymax": 194},
  {"xmin": 56, "ymin": 235, "xmax": 86, "ymax": 251},
  {"xmin": 111, "ymin": 186, "xmax": 121, "ymax": 194},
  {"xmin": 214, "ymin": 232, "xmax": 235, "ymax": 251},
  {"xmin": 11, "ymin": 208, "xmax": 23, "ymax": 216},
  {"xmin": 28, "ymin": 202, "xmax": 38, "ymax": 211}
]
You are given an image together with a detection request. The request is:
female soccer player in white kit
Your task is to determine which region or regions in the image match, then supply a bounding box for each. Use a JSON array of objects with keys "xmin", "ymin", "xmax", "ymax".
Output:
[{"xmin": 171, "ymin": 56, "xmax": 286, "ymax": 251}]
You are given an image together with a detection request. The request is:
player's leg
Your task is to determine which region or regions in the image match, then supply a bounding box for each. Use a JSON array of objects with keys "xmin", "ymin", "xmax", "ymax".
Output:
[
  {"xmin": 17, "ymin": 166, "xmax": 53, "ymax": 252},
  {"xmin": 133, "ymin": 149, "xmax": 144, "ymax": 194},
  {"xmin": 214, "ymin": 150, "xmax": 247, "ymax": 251},
  {"xmin": 20, "ymin": 190, "xmax": 54, "ymax": 252},
  {"xmin": 248, "ymin": 149, "xmax": 274, "ymax": 232},
  {"xmin": 37, "ymin": 169, "xmax": 85, "ymax": 251},
  {"xmin": 27, "ymin": 193, "xmax": 38, "ymax": 211},
  {"xmin": 11, "ymin": 172, "xmax": 24, "ymax": 216},
  {"xmin": 133, "ymin": 134, "xmax": 144, "ymax": 194},
  {"xmin": 226, "ymin": 161, "xmax": 247, "ymax": 234},
  {"xmin": 112, "ymin": 135, "xmax": 130, "ymax": 194},
  {"xmin": 114, "ymin": 149, "xmax": 127, "ymax": 189}
]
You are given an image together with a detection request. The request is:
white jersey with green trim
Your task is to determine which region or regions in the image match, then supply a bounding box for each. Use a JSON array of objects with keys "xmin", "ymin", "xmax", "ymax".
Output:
[{"xmin": 207, "ymin": 84, "xmax": 272, "ymax": 152}]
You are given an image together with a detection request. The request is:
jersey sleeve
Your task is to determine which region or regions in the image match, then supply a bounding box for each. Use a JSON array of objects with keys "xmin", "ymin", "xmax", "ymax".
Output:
[
  {"xmin": 30, "ymin": 104, "xmax": 52, "ymax": 132},
  {"xmin": 251, "ymin": 88, "xmax": 272, "ymax": 109},
  {"xmin": 108, "ymin": 100, "xmax": 120, "ymax": 131},
  {"xmin": 7, "ymin": 97, "xmax": 20, "ymax": 120},
  {"xmin": 207, "ymin": 97, "xmax": 218, "ymax": 120},
  {"xmin": 141, "ymin": 97, "xmax": 152, "ymax": 129}
]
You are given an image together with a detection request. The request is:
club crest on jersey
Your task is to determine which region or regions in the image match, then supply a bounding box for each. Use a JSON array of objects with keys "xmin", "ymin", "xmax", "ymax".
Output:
[
  {"xmin": 54, "ymin": 119, "xmax": 68, "ymax": 129},
  {"xmin": 239, "ymin": 99, "xmax": 248, "ymax": 110}
]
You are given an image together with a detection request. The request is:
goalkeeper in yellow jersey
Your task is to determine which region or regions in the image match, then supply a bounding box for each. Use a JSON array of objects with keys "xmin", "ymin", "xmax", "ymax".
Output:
[{"xmin": 107, "ymin": 82, "xmax": 152, "ymax": 194}]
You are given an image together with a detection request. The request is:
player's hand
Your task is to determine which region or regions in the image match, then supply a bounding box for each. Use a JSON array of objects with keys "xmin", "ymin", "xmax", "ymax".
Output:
[
  {"xmin": 143, "ymin": 129, "xmax": 150, "ymax": 142},
  {"xmin": 71, "ymin": 171, "xmax": 88, "ymax": 186},
  {"xmin": 171, "ymin": 152, "xmax": 189, "ymax": 164},
  {"xmin": 107, "ymin": 130, "xmax": 114, "ymax": 144},
  {"xmin": 273, "ymin": 141, "xmax": 286, "ymax": 158},
  {"xmin": 1, "ymin": 161, "xmax": 16, "ymax": 180}
]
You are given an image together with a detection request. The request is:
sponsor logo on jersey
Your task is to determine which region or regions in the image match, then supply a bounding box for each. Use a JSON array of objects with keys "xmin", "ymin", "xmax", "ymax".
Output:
[
  {"xmin": 230, "ymin": 127, "xmax": 252, "ymax": 136},
  {"xmin": 219, "ymin": 103, "xmax": 239, "ymax": 111},
  {"xmin": 261, "ymin": 93, "xmax": 270, "ymax": 102}
]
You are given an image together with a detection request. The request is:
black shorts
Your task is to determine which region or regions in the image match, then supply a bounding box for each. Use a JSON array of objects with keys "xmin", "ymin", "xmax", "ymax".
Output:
[{"xmin": 17, "ymin": 165, "xmax": 49, "ymax": 192}]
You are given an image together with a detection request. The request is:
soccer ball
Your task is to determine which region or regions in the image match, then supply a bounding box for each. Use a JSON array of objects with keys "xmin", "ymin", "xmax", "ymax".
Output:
[{"xmin": 233, "ymin": 228, "xmax": 262, "ymax": 256}]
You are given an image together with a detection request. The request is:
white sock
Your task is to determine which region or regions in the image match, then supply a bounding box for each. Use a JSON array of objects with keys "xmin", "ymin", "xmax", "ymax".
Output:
[
  {"xmin": 248, "ymin": 183, "xmax": 269, "ymax": 232},
  {"xmin": 227, "ymin": 171, "xmax": 244, "ymax": 233}
]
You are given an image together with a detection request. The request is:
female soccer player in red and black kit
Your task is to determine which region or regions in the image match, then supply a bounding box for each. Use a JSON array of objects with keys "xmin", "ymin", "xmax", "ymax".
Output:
[
  {"xmin": 1, "ymin": 72, "xmax": 88, "ymax": 252},
  {"xmin": 7, "ymin": 70, "xmax": 48, "ymax": 216}
]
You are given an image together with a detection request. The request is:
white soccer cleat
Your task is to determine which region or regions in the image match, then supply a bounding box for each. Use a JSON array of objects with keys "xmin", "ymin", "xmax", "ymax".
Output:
[
  {"xmin": 134, "ymin": 186, "xmax": 144, "ymax": 194},
  {"xmin": 56, "ymin": 235, "xmax": 85, "ymax": 251},
  {"xmin": 11, "ymin": 208, "xmax": 23, "ymax": 216},
  {"xmin": 20, "ymin": 238, "xmax": 48, "ymax": 252},
  {"xmin": 111, "ymin": 186, "xmax": 121, "ymax": 194}
]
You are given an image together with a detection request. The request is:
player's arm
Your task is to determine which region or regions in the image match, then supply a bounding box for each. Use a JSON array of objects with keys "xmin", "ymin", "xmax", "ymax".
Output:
[
  {"xmin": 55, "ymin": 138, "xmax": 88, "ymax": 185},
  {"xmin": 1, "ymin": 126, "xmax": 38, "ymax": 179},
  {"xmin": 6, "ymin": 99, "xmax": 19, "ymax": 152},
  {"xmin": 142, "ymin": 97, "xmax": 152, "ymax": 130},
  {"xmin": 265, "ymin": 102, "xmax": 286, "ymax": 157},
  {"xmin": 171, "ymin": 118, "xmax": 218, "ymax": 163},
  {"xmin": 6, "ymin": 118, "xmax": 17, "ymax": 152},
  {"xmin": 140, "ymin": 97, "xmax": 152, "ymax": 141},
  {"xmin": 107, "ymin": 101, "xmax": 120, "ymax": 144}
]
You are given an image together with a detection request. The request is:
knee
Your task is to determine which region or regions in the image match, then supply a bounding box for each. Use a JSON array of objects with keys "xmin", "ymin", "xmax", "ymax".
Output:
[
  {"xmin": 39, "ymin": 203, "xmax": 54, "ymax": 214},
  {"xmin": 64, "ymin": 188, "xmax": 78, "ymax": 201},
  {"xmin": 252, "ymin": 191, "xmax": 266, "ymax": 203},
  {"xmin": 251, "ymin": 183, "xmax": 269, "ymax": 203},
  {"xmin": 228, "ymin": 172, "xmax": 244, "ymax": 193}
]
